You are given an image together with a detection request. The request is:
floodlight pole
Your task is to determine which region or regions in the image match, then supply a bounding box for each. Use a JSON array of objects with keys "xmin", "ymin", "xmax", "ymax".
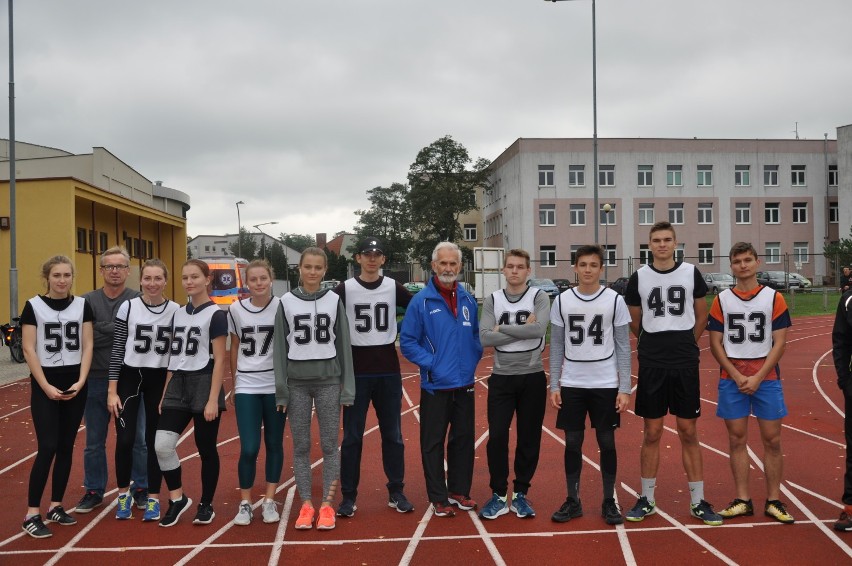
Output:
[{"xmin": 8, "ymin": 0, "xmax": 18, "ymax": 319}]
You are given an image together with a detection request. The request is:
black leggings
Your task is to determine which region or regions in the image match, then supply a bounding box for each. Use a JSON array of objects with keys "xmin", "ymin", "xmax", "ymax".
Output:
[
  {"xmin": 114, "ymin": 366, "xmax": 166, "ymax": 494},
  {"xmin": 28, "ymin": 375, "xmax": 88, "ymax": 508},
  {"xmin": 157, "ymin": 408, "xmax": 221, "ymax": 505}
]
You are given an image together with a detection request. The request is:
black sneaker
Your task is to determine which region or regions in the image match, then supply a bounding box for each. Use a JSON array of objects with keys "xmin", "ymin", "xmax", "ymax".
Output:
[
  {"xmin": 835, "ymin": 507, "xmax": 852, "ymax": 531},
  {"xmin": 22, "ymin": 515, "xmax": 53, "ymax": 539},
  {"xmin": 159, "ymin": 495, "xmax": 192, "ymax": 528},
  {"xmin": 602, "ymin": 498, "xmax": 623, "ymax": 525},
  {"xmin": 133, "ymin": 488, "xmax": 149, "ymax": 510},
  {"xmin": 75, "ymin": 490, "xmax": 104, "ymax": 513},
  {"xmin": 551, "ymin": 497, "xmax": 583, "ymax": 523},
  {"xmin": 337, "ymin": 498, "xmax": 357, "ymax": 518},
  {"xmin": 389, "ymin": 492, "xmax": 414, "ymax": 513},
  {"xmin": 45, "ymin": 506, "xmax": 77, "ymax": 526},
  {"xmin": 193, "ymin": 502, "xmax": 215, "ymax": 525}
]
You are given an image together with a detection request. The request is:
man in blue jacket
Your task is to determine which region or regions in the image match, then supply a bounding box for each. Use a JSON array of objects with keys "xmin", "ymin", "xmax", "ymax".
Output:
[{"xmin": 401, "ymin": 241, "xmax": 483, "ymax": 518}]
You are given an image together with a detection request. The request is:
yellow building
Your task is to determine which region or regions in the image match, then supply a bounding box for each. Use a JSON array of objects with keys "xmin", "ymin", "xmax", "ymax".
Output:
[{"xmin": 0, "ymin": 140, "xmax": 191, "ymax": 321}]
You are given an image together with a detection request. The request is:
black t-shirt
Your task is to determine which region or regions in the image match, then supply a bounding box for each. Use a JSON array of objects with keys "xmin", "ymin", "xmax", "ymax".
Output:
[{"xmin": 21, "ymin": 295, "xmax": 94, "ymax": 378}]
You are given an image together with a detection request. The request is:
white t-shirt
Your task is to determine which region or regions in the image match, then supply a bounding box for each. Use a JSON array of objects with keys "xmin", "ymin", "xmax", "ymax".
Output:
[{"xmin": 228, "ymin": 296, "xmax": 281, "ymax": 395}]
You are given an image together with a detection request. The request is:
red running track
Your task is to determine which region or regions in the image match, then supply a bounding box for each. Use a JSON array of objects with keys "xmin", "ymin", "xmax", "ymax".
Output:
[{"xmin": 0, "ymin": 313, "xmax": 850, "ymax": 565}]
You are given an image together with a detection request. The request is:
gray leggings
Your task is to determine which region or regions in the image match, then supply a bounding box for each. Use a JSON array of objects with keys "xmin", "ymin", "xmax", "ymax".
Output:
[{"xmin": 288, "ymin": 383, "xmax": 341, "ymax": 502}]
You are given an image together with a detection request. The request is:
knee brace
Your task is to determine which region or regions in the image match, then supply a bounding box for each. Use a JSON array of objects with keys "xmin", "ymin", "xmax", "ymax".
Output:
[{"xmin": 154, "ymin": 430, "xmax": 181, "ymax": 471}]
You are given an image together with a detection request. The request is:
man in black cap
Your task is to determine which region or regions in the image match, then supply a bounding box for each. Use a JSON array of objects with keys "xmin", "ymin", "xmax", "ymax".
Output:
[{"xmin": 333, "ymin": 237, "xmax": 414, "ymax": 517}]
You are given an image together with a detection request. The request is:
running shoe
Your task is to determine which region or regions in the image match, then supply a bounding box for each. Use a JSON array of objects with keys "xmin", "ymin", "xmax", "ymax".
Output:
[
  {"xmin": 690, "ymin": 499, "xmax": 723, "ymax": 526},
  {"xmin": 479, "ymin": 493, "xmax": 509, "ymax": 520},
  {"xmin": 159, "ymin": 495, "xmax": 192, "ymax": 528},
  {"xmin": 764, "ymin": 500, "xmax": 795, "ymax": 524},
  {"xmin": 448, "ymin": 493, "xmax": 477, "ymax": 511},
  {"xmin": 316, "ymin": 505, "xmax": 336, "ymax": 530},
  {"xmin": 22, "ymin": 515, "xmax": 52, "ymax": 539},
  {"xmin": 834, "ymin": 506, "xmax": 852, "ymax": 531},
  {"xmin": 234, "ymin": 501, "xmax": 253, "ymax": 526},
  {"xmin": 193, "ymin": 502, "xmax": 215, "ymax": 525},
  {"xmin": 262, "ymin": 500, "xmax": 280, "ymax": 523},
  {"xmin": 551, "ymin": 497, "xmax": 583, "ymax": 523},
  {"xmin": 337, "ymin": 498, "xmax": 357, "ymax": 518},
  {"xmin": 432, "ymin": 501, "xmax": 456, "ymax": 517},
  {"xmin": 115, "ymin": 494, "xmax": 133, "ymax": 520},
  {"xmin": 295, "ymin": 503, "xmax": 315, "ymax": 529},
  {"xmin": 388, "ymin": 491, "xmax": 414, "ymax": 513},
  {"xmin": 718, "ymin": 498, "xmax": 753, "ymax": 518},
  {"xmin": 143, "ymin": 499, "xmax": 161, "ymax": 522},
  {"xmin": 75, "ymin": 490, "xmax": 104, "ymax": 513},
  {"xmin": 133, "ymin": 488, "xmax": 149, "ymax": 510},
  {"xmin": 602, "ymin": 498, "xmax": 623, "ymax": 525},
  {"xmin": 510, "ymin": 492, "xmax": 535, "ymax": 518},
  {"xmin": 625, "ymin": 496, "xmax": 656, "ymax": 522},
  {"xmin": 45, "ymin": 506, "xmax": 77, "ymax": 526}
]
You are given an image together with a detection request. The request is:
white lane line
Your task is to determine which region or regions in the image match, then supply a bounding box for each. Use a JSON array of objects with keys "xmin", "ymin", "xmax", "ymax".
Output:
[
  {"xmin": 813, "ymin": 349, "xmax": 844, "ymax": 418},
  {"xmin": 268, "ymin": 486, "xmax": 296, "ymax": 566},
  {"xmin": 399, "ymin": 505, "xmax": 435, "ymax": 565},
  {"xmin": 0, "ymin": 404, "xmax": 30, "ymax": 419},
  {"xmin": 470, "ymin": 511, "xmax": 507, "ymax": 566},
  {"xmin": 787, "ymin": 481, "xmax": 845, "ymax": 508}
]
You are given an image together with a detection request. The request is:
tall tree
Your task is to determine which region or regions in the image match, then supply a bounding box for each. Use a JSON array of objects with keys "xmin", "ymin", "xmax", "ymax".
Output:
[
  {"xmin": 824, "ymin": 227, "xmax": 852, "ymax": 278},
  {"xmin": 280, "ymin": 233, "xmax": 316, "ymax": 253},
  {"xmin": 353, "ymin": 182, "xmax": 413, "ymax": 265},
  {"xmin": 228, "ymin": 227, "xmax": 258, "ymax": 259},
  {"xmin": 407, "ymin": 135, "xmax": 490, "ymax": 268}
]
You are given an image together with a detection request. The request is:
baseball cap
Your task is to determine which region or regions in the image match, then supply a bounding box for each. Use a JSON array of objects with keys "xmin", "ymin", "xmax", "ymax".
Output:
[{"xmin": 358, "ymin": 236, "xmax": 384, "ymax": 255}]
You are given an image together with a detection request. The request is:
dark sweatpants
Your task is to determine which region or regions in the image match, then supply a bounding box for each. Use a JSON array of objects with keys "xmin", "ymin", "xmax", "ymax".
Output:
[{"xmin": 419, "ymin": 386, "xmax": 475, "ymax": 504}]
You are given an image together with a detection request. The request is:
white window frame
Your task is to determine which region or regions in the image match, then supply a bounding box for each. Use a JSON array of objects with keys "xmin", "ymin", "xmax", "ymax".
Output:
[
  {"xmin": 792, "ymin": 202, "xmax": 807, "ymax": 224},
  {"xmin": 600, "ymin": 204, "xmax": 617, "ymax": 226},
  {"xmin": 569, "ymin": 245, "xmax": 582, "ymax": 265},
  {"xmin": 765, "ymin": 243, "xmax": 781, "ymax": 264},
  {"xmin": 463, "ymin": 224, "xmax": 477, "ymax": 241},
  {"xmin": 539, "ymin": 245, "xmax": 557, "ymax": 267},
  {"xmin": 698, "ymin": 243, "xmax": 714, "ymax": 265},
  {"xmin": 639, "ymin": 244, "xmax": 651, "ymax": 265},
  {"xmin": 697, "ymin": 165, "xmax": 713, "ymax": 187},
  {"xmin": 538, "ymin": 165, "xmax": 554, "ymax": 187},
  {"xmin": 791, "ymin": 165, "xmax": 806, "ymax": 187},
  {"xmin": 830, "ymin": 202, "xmax": 839, "ymax": 223},
  {"xmin": 735, "ymin": 203, "xmax": 751, "ymax": 224},
  {"xmin": 697, "ymin": 203, "xmax": 713, "ymax": 224},
  {"xmin": 568, "ymin": 165, "xmax": 585, "ymax": 187},
  {"xmin": 638, "ymin": 203, "xmax": 654, "ymax": 225},
  {"xmin": 764, "ymin": 203, "xmax": 780, "ymax": 224},
  {"xmin": 599, "ymin": 165, "xmax": 615, "ymax": 187},
  {"xmin": 764, "ymin": 165, "xmax": 779, "ymax": 186},
  {"xmin": 829, "ymin": 165, "xmax": 838, "ymax": 187},
  {"xmin": 668, "ymin": 203, "xmax": 684, "ymax": 225},
  {"xmin": 735, "ymin": 165, "xmax": 750, "ymax": 187},
  {"xmin": 539, "ymin": 203, "xmax": 556, "ymax": 226},
  {"xmin": 674, "ymin": 244, "xmax": 685, "ymax": 263},
  {"xmin": 569, "ymin": 204, "xmax": 586, "ymax": 226},
  {"xmin": 793, "ymin": 242, "xmax": 809, "ymax": 264},
  {"xmin": 604, "ymin": 245, "xmax": 617, "ymax": 267},
  {"xmin": 638, "ymin": 165, "xmax": 653, "ymax": 187},
  {"xmin": 666, "ymin": 165, "xmax": 682, "ymax": 187}
]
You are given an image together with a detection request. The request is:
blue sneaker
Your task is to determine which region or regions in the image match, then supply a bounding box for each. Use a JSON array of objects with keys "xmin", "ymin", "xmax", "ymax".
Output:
[
  {"xmin": 690, "ymin": 500, "xmax": 723, "ymax": 526},
  {"xmin": 479, "ymin": 493, "xmax": 509, "ymax": 520},
  {"xmin": 625, "ymin": 496, "xmax": 656, "ymax": 522},
  {"xmin": 143, "ymin": 499, "xmax": 161, "ymax": 522},
  {"xmin": 116, "ymin": 494, "xmax": 133, "ymax": 520},
  {"xmin": 510, "ymin": 492, "xmax": 535, "ymax": 518}
]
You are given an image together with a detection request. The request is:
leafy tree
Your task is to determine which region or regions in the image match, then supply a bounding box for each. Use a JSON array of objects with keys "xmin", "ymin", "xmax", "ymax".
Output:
[
  {"xmin": 228, "ymin": 227, "xmax": 258, "ymax": 259},
  {"xmin": 407, "ymin": 135, "xmax": 491, "ymax": 268},
  {"xmin": 824, "ymin": 227, "xmax": 852, "ymax": 278},
  {"xmin": 280, "ymin": 233, "xmax": 316, "ymax": 253},
  {"xmin": 353, "ymin": 182, "xmax": 413, "ymax": 265},
  {"xmin": 266, "ymin": 240, "xmax": 298, "ymax": 288},
  {"xmin": 324, "ymin": 248, "xmax": 350, "ymax": 283}
]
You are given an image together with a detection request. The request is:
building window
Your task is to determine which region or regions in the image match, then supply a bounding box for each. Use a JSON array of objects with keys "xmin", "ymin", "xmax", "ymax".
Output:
[
  {"xmin": 638, "ymin": 203, "xmax": 654, "ymax": 225},
  {"xmin": 666, "ymin": 165, "xmax": 683, "ymax": 187},
  {"xmin": 540, "ymin": 245, "xmax": 556, "ymax": 267},
  {"xmin": 792, "ymin": 202, "xmax": 807, "ymax": 224},
  {"xmin": 600, "ymin": 204, "xmax": 616, "ymax": 226},
  {"xmin": 668, "ymin": 203, "xmax": 684, "ymax": 225},
  {"xmin": 599, "ymin": 165, "xmax": 615, "ymax": 187},
  {"xmin": 89, "ymin": 230, "xmax": 97, "ymax": 254},
  {"xmin": 764, "ymin": 202, "xmax": 780, "ymax": 224},
  {"xmin": 604, "ymin": 245, "xmax": 617, "ymax": 267},
  {"xmin": 791, "ymin": 165, "xmax": 806, "ymax": 186},
  {"xmin": 674, "ymin": 244, "xmax": 685, "ymax": 263},
  {"xmin": 147, "ymin": 241, "xmax": 154, "ymax": 259},
  {"xmin": 735, "ymin": 165, "xmax": 750, "ymax": 186},
  {"xmin": 463, "ymin": 224, "xmax": 477, "ymax": 241},
  {"xmin": 765, "ymin": 242, "xmax": 781, "ymax": 264},
  {"xmin": 569, "ymin": 204, "xmax": 586, "ymax": 226},
  {"xmin": 539, "ymin": 204, "xmax": 556, "ymax": 226},
  {"xmin": 569, "ymin": 245, "xmax": 582, "ymax": 265},
  {"xmin": 829, "ymin": 165, "xmax": 838, "ymax": 187},
  {"xmin": 830, "ymin": 202, "xmax": 839, "ymax": 223},
  {"xmin": 793, "ymin": 242, "xmax": 809, "ymax": 264},
  {"xmin": 538, "ymin": 165, "xmax": 554, "ymax": 187},
  {"xmin": 735, "ymin": 203, "xmax": 751, "ymax": 224},
  {"xmin": 204, "ymin": 245, "xmax": 211, "ymax": 252},
  {"xmin": 639, "ymin": 244, "xmax": 651, "ymax": 265},
  {"xmin": 764, "ymin": 165, "xmax": 779, "ymax": 186},
  {"xmin": 569, "ymin": 165, "xmax": 585, "ymax": 187},
  {"xmin": 697, "ymin": 165, "xmax": 713, "ymax": 187},
  {"xmin": 99, "ymin": 232, "xmax": 109, "ymax": 253},
  {"xmin": 638, "ymin": 165, "xmax": 653, "ymax": 187},
  {"xmin": 76, "ymin": 228, "xmax": 87, "ymax": 252},
  {"xmin": 698, "ymin": 243, "xmax": 714, "ymax": 265},
  {"xmin": 697, "ymin": 203, "xmax": 713, "ymax": 224}
]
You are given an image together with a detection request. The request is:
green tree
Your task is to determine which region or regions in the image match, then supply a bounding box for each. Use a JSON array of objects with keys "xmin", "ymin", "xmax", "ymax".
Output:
[
  {"xmin": 228, "ymin": 227, "xmax": 258, "ymax": 259},
  {"xmin": 407, "ymin": 135, "xmax": 491, "ymax": 268},
  {"xmin": 324, "ymin": 248, "xmax": 350, "ymax": 283},
  {"xmin": 280, "ymin": 233, "xmax": 316, "ymax": 253},
  {"xmin": 824, "ymin": 227, "xmax": 852, "ymax": 280},
  {"xmin": 353, "ymin": 182, "xmax": 413, "ymax": 265}
]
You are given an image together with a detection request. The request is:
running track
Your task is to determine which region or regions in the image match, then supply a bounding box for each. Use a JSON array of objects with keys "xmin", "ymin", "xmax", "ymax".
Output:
[{"xmin": 0, "ymin": 314, "xmax": 850, "ymax": 565}]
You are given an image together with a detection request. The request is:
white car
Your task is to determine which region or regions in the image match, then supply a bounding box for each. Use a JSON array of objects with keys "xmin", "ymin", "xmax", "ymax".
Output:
[{"xmin": 703, "ymin": 272, "xmax": 735, "ymax": 293}]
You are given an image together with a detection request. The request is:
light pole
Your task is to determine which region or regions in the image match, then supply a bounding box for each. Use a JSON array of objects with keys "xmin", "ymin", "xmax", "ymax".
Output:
[
  {"xmin": 235, "ymin": 201, "xmax": 244, "ymax": 258},
  {"xmin": 602, "ymin": 203, "xmax": 612, "ymax": 284},
  {"xmin": 253, "ymin": 221, "xmax": 279, "ymax": 260},
  {"xmin": 545, "ymin": 0, "xmax": 599, "ymax": 243}
]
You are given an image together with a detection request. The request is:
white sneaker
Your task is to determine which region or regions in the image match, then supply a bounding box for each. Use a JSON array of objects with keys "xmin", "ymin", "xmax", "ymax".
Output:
[
  {"xmin": 233, "ymin": 501, "xmax": 252, "ymax": 526},
  {"xmin": 262, "ymin": 499, "xmax": 280, "ymax": 523}
]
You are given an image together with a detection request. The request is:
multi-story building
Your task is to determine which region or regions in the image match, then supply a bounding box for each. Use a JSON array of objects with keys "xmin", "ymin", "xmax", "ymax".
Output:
[{"xmin": 485, "ymin": 131, "xmax": 850, "ymax": 285}]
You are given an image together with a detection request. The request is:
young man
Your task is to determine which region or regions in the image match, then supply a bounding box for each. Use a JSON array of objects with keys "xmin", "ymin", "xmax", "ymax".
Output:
[
  {"xmin": 334, "ymin": 237, "xmax": 414, "ymax": 517},
  {"xmin": 708, "ymin": 242, "xmax": 794, "ymax": 524},
  {"xmin": 549, "ymin": 245, "xmax": 631, "ymax": 525},
  {"xmin": 832, "ymin": 280, "xmax": 852, "ymax": 531},
  {"xmin": 478, "ymin": 249, "xmax": 549, "ymax": 519},
  {"xmin": 623, "ymin": 221, "xmax": 722, "ymax": 525}
]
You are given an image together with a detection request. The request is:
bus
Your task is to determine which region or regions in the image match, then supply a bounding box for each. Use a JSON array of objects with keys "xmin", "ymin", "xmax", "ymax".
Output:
[{"xmin": 198, "ymin": 256, "xmax": 250, "ymax": 309}]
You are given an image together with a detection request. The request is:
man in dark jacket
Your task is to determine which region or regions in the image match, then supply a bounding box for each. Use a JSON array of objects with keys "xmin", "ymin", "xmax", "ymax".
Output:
[
  {"xmin": 832, "ymin": 291, "xmax": 852, "ymax": 531},
  {"xmin": 400, "ymin": 241, "xmax": 483, "ymax": 518}
]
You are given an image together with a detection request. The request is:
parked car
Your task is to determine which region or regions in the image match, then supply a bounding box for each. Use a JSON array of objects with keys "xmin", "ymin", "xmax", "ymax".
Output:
[
  {"xmin": 756, "ymin": 271, "xmax": 801, "ymax": 291},
  {"xmin": 608, "ymin": 277, "xmax": 629, "ymax": 295},
  {"xmin": 552, "ymin": 278, "xmax": 573, "ymax": 293},
  {"xmin": 527, "ymin": 277, "xmax": 559, "ymax": 298},
  {"xmin": 404, "ymin": 281, "xmax": 426, "ymax": 294},
  {"xmin": 703, "ymin": 272, "xmax": 735, "ymax": 293},
  {"xmin": 789, "ymin": 273, "xmax": 812, "ymax": 292},
  {"xmin": 320, "ymin": 280, "xmax": 340, "ymax": 291}
]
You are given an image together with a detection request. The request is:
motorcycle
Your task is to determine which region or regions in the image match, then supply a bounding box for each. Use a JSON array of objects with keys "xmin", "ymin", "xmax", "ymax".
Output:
[{"xmin": 2, "ymin": 317, "xmax": 25, "ymax": 363}]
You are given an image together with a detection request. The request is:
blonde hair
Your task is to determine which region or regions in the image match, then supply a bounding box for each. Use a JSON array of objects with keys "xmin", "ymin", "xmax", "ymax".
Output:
[
  {"xmin": 101, "ymin": 245, "xmax": 130, "ymax": 266},
  {"xmin": 299, "ymin": 247, "xmax": 327, "ymax": 268},
  {"xmin": 247, "ymin": 259, "xmax": 275, "ymax": 279},
  {"xmin": 141, "ymin": 258, "xmax": 169, "ymax": 280},
  {"xmin": 41, "ymin": 255, "xmax": 75, "ymax": 280}
]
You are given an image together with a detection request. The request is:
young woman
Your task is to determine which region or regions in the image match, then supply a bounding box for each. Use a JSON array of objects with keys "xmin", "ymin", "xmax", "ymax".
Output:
[
  {"xmin": 21, "ymin": 256, "xmax": 94, "ymax": 538},
  {"xmin": 229, "ymin": 260, "xmax": 286, "ymax": 525},
  {"xmin": 274, "ymin": 247, "xmax": 354, "ymax": 531},
  {"xmin": 154, "ymin": 259, "xmax": 228, "ymax": 527},
  {"xmin": 108, "ymin": 259, "xmax": 180, "ymax": 522}
]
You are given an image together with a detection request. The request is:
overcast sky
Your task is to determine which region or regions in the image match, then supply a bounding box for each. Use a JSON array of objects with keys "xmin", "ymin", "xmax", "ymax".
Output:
[{"xmin": 2, "ymin": 0, "xmax": 851, "ymax": 239}]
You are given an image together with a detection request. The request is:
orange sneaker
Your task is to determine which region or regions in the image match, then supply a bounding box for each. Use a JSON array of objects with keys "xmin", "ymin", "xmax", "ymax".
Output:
[
  {"xmin": 316, "ymin": 505, "xmax": 336, "ymax": 530},
  {"xmin": 295, "ymin": 503, "xmax": 315, "ymax": 529}
]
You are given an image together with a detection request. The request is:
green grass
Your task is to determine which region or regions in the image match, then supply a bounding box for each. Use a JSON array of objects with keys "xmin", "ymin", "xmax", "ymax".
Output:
[{"xmin": 705, "ymin": 288, "xmax": 842, "ymax": 318}]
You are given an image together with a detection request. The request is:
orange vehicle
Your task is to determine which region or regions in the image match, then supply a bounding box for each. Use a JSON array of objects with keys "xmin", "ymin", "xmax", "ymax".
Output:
[{"xmin": 199, "ymin": 256, "xmax": 250, "ymax": 309}]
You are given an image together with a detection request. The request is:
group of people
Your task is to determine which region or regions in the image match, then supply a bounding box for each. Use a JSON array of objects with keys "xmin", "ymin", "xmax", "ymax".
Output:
[{"xmin": 18, "ymin": 223, "xmax": 852, "ymax": 539}]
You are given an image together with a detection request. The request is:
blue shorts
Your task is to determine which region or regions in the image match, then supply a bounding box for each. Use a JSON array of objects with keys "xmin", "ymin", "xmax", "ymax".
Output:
[{"xmin": 716, "ymin": 378, "xmax": 787, "ymax": 420}]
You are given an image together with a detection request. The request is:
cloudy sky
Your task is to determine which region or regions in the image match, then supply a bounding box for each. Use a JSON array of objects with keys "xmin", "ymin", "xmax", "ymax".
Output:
[{"xmin": 2, "ymin": 0, "xmax": 850, "ymax": 238}]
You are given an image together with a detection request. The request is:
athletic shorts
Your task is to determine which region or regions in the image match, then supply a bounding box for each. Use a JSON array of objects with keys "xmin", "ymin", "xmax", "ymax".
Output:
[
  {"xmin": 635, "ymin": 366, "xmax": 701, "ymax": 419},
  {"xmin": 716, "ymin": 378, "xmax": 787, "ymax": 421},
  {"xmin": 556, "ymin": 386, "xmax": 620, "ymax": 431},
  {"xmin": 161, "ymin": 371, "xmax": 226, "ymax": 414}
]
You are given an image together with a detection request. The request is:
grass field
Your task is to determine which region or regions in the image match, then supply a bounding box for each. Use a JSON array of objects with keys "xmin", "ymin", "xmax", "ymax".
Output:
[{"xmin": 706, "ymin": 287, "xmax": 843, "ymax": 317}]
